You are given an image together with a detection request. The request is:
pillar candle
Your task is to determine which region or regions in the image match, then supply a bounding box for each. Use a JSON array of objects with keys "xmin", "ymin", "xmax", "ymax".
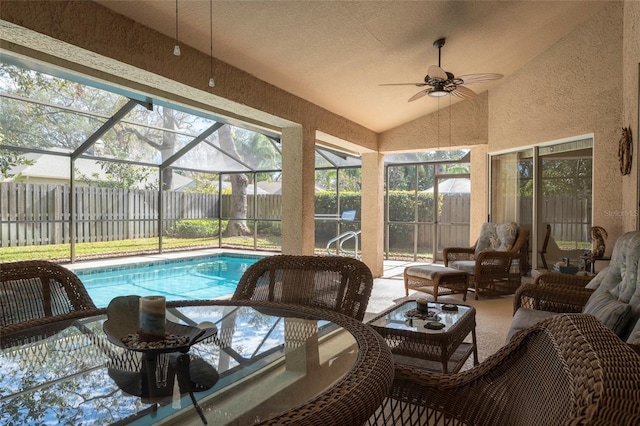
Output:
[{"xmin": 139, "ymin": 295, "xmax": 166, "ymax": 341}]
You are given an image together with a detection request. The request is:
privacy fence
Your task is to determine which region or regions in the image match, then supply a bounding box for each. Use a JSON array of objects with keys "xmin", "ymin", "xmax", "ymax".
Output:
[
  {"xmin": 0, "ymin": 183, "xmax": 219, "ymax": 246},
  {"xmin": 0, "ymin": 182, "xmax": 588, "ymax": 250}
]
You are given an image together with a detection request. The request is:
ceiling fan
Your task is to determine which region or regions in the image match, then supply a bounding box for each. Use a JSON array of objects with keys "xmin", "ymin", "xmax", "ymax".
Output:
[{"xmin": 381, "ymin": 38, "xmax": 503, "ymax": 102}]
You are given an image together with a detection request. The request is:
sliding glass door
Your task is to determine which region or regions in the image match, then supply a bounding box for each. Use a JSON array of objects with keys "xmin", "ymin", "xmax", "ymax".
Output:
[
  {"xmin": 538, "ymin": 140, "xmax": 592, "ymax": 266},
  {"xmin": 489, "ymin": 137, "xmax": 592, "ymax": 271}
]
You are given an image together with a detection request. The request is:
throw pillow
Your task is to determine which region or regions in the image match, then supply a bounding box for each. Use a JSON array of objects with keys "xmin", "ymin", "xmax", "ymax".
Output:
[
  {"xmin": 583, "ymin": 290, "xmax": 632, "ymax": 337},
  {"xmin": 474, "ymin": 222, "xmax": 496, "ymax": 255},
  {"xmin": 495, "ymin": 222, "xmax": 517, "ymax": 251}
]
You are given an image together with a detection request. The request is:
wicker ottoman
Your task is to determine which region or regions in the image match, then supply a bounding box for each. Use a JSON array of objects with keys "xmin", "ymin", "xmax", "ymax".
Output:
[{"xmin": 404, "ymin": 264, "xmax": 469, "ymax": 301}]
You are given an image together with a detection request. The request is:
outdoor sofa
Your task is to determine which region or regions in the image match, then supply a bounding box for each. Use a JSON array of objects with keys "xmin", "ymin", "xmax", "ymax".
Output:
[{"xmin": 507, "ymin": 230, "xmax": 640, "ymax": 351}]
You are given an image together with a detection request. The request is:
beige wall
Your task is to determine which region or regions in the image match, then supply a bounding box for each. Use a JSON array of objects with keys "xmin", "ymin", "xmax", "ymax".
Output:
[
  {"xmin": 379, "ymin": 93, "xmax": 489, "ymax": 152},
  {"xmin": 622, "ymin": 0, "xmax": 640, "ymax": 231},
  {"xmin": 489, "ymin": 2, "xmax": 624, "ymax": 245}
]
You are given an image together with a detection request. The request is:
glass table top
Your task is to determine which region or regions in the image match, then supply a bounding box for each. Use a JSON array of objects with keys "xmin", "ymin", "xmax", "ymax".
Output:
[
  {"xmin": 0, "ymin": 302, "xmax": 363, "ymax": 425},
  {"xmin": 368, "ymin": 300, "xmax": 473, "ymax": 334}
]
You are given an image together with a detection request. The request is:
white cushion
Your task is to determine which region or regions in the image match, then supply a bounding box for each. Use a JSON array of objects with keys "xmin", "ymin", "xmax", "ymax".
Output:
[
  {"xmin": 506, "ymin": 308, "xmax": 557, "ymax": 343},
  {"xmin": 583, "ymin": 290, "xmax": 632, "ymax": 337},
  {"xmin": 447, "ymin": 260, "xmax": 476, "ymax": 275},
  {"xmin": 405, "ymin": 264, "xmax": 464, "ymax": 280}
]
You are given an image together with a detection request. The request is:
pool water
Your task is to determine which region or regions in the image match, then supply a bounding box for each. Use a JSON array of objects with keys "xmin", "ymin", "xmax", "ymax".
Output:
[{"xmin": 75, "ymin": 254, "xmax": 262, "ymax": 308}]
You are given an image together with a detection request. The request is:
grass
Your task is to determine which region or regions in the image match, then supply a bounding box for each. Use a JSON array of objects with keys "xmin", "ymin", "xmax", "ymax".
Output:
[
  {"xmin": 0, "ymin": 236, "xmax": 282, "ymax": 262},
  {"xmin": 0, "ymin": 234, "xmax": 429, "ymax": 263}
]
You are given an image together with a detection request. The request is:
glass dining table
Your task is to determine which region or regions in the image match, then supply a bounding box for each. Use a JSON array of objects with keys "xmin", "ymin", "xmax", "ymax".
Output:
[{"xmin": 0, "ymin": 300, "xmax": 393, "ymax": 425}]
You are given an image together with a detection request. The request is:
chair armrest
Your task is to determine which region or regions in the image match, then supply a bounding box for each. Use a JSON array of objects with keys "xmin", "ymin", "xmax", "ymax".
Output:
[
  {"xmin": 374, "ymin": 315, "xmax": 640, "ymax": 426},
  {"xmin": 534, "ymin": 272, "xmax": 594, "ymax": 288},
  {"xmin": 513, "ymin": 282, "xmax": 594, "ymax": 314},
  {"xmin": 443, "ymin": 247, "xmax": 474, "ymax": 265},
  {"xmin": 385, "ymin": 324, "xmax": 560, "ymax": 423}
]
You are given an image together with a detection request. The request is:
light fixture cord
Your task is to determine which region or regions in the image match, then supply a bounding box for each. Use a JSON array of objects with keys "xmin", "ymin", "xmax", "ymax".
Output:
[
  {"xmin": 210, "ymin": 0, "xmax": 213, "ymax": 77},
  {"xmin": 175, "ymin": 0, "xmax": 179, "ymax": 45},
  {"xmin": 449, "ymin": 95, "xmax": 452, "ymax": 148},
  {"xmin": 437, "ymin": 97, "xmax": 440, "ymax": 150}
]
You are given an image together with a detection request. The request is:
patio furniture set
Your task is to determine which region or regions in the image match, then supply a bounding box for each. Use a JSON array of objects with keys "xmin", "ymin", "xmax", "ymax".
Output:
[
  {"xmin": 2, "ymin": 227, "xmax": 640, "ymax": 424},
  {"xmin": 404, "ymin": 221, "xmax": 528, "ymax": 301}
]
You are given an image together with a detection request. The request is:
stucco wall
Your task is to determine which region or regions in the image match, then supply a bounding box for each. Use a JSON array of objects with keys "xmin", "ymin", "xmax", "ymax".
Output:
[
  {"xmin": 488, "ymin": 2, "xmax": 624, "ymax": 242},
  {"xmin": 379, "ymin": 92, "xmax": 489, "ymax": 152},
  {"xmin": 622, "ymin": 0, "xmax": 640, "ymax": 231}
]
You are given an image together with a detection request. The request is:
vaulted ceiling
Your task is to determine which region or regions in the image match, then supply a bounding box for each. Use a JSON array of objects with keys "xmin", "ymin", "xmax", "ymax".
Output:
[{"xmin": 95, "ymin": 1, "xmax": 608, "ymax": 133}]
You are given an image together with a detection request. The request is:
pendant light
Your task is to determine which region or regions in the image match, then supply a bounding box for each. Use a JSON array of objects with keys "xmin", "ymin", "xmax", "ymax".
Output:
[
  {"xmin": 173, "ymin": 0, "xmax": 181, "ymax": 56},
  {"xmin": 208, "ymin": 0, "xmax": 215, "ymax": 87}
]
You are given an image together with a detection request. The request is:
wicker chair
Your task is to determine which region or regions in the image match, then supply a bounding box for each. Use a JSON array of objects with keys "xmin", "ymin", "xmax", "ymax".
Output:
[
  {"xmin": 368, "ymin": 313, "xmax": 640, "ymax": 426},
  {"xmin": 1, "ymin": 260, "xmax": 98, "ymax": 335},
  {"xmin": 444, "ymin": 223, "xmax": 528, "ymax": 299},
  {"xmin": 232, "ymin": 255, "xmax": 373, "ymax": 321},
  {"xmin": 508, "ymin": 231, "xmax": 640, "ymax": 349}
]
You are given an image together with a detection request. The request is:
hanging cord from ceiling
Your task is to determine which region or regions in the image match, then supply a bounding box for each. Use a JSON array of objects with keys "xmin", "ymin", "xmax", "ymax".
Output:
[
  {"xmin": 208, "ymin": 0, "xmax": 215, "ymax": 87},
  {"xmin": 173, "ymin": 0, "xmax": 181, "ymax": 56}
]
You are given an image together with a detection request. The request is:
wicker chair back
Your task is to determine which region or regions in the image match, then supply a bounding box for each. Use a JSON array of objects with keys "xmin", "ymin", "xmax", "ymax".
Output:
[
  {"xmin": 1, "ymin": 260, "xmax": 98, "ymax": 335},
  {"xmin": 232, "ymin": 255, "xmax": 373, "ymax": 321}
]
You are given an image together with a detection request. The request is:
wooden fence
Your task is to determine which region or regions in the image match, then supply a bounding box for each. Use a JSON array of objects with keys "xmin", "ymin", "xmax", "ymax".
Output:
[
  {"xmin": 0, "ymin": 183, "xmax": 218, "ymax": 246},
  {"xmin": 0, "ymin": 182, "xmax": 590, "ymax": 250}
]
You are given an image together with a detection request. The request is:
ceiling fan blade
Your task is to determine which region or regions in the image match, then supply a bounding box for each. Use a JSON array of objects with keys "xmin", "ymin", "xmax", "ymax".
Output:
[
  {"xmin": 456, "ymin": 73, "xmax": 504, "ymax": 84},
  {"xmin": 408, "ymin": 90, "xmax": 428, "ymax": 102},
  {"xmin": 427, "ymin": 65, "xmax": 448, "ymax": 80},
  {"xmin": 380, "ymin": 83, "xmax": 428, "ymax": 87},
  {"xmin": 450, "ymin": 86, "xmax": 477, "ymax": 99}
]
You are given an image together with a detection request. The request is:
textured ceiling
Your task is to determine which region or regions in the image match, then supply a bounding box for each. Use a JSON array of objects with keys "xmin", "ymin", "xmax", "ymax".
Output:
[{"xmin": 94, "ymin": 1, "xmax": 608, "ymax": 133}]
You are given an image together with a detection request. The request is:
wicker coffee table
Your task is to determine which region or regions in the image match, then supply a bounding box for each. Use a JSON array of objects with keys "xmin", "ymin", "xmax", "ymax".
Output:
[{"xmin": 368, "ymin": 300, "xmax": 478, "ymax": 373}]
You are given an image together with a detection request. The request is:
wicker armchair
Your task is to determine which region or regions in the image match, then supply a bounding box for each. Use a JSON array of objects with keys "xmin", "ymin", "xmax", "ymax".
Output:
[
  {"xmin": 1, "ymin": 260, "xmax": 98, "ymax": 335},
  {"xmin": 513, "ymin": 272, "xmax": 595, "ymax": 314},
  {"xmin": 508, "ymin": 231, "xmax": 640, "ymax": 350},
  {"xmin": 368, "ymin": 314, "xmax": 640, "ymax": 426},
  {"xmin": 232, "ymin": 255, "xmax": 373, "ymax": 321},
  {"xmin": 444, "ymin": 223, "xmax": 528, "ymax": 299}
]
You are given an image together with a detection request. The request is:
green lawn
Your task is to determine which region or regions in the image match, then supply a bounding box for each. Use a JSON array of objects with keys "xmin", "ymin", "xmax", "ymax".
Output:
[
  {"xmin": 0, "ymin": 236, "xmax": 282, "ymax": 262},
  {"xmin": 0, "ymin": 235, "xmax": 431, "ymax": 263}
]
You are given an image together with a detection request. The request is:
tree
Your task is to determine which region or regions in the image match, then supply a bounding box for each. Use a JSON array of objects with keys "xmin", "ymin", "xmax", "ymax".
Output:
[
  {"xmin": 75, "ymin": 161, "xmax": 155, "ymax": 189},
  {"xmin": 125, "ymin": 107, "xmax": 181, "ymax": 190},
  {"xmin": 218, "ymin": 125, "xmax": 251, "ymax": 236},
  {"xmin": 0, "ymin": 150, "xmax": 33, "ymax": 179}
]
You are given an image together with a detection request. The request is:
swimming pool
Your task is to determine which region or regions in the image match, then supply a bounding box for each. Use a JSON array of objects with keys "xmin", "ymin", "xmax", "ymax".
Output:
[{"xmin": 74, "ymin": 254, "xmax": 263, "ymax": 307}]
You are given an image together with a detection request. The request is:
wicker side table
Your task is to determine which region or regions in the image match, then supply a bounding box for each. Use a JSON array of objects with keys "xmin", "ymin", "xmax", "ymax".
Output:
[
  {"xmin": 404, "ymin": 264, "xmax": 469, "ymax": 301},
  {"xmin": 368, "ymin": 300, "xmax": 478, "ymax": 373}
]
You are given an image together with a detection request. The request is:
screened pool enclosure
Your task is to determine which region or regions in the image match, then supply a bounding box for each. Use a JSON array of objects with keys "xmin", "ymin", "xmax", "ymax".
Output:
[{"xmin": 0, "ymin": 56, "xmax": 470, "ymax": 263}]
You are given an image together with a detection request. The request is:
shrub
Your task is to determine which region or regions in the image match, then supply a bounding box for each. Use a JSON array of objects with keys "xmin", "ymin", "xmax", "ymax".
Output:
[{"xmin": 171, "ymin": 219, "xmax": 224, "ymax": 238}]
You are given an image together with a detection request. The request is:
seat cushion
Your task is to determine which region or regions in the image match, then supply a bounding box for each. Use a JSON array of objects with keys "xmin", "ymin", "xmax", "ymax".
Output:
[
  {"xmin": 583, "ymin": 290, "xmax": 632, "ymax": 337},
  {"xmin": 626, "ymin": 318, "xmax": 640, "ymax": 345},
  {"xmin": 405, "ymin": 264, "xmax": 465, "ymax": 280},
  {"xmin": 447, "ymin": 260, "xmax": 476, "ymax": 275},
  {"xmin": 505, "ymin": 308, "xmax": 557, "ymax": 343}
]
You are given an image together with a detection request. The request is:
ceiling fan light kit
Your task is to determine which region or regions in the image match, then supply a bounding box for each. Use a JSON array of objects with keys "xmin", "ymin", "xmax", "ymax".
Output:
[
  {"xmin": 428, "ymin": 89, "xmax": 450, "ymax": 98},
  {"xmin": 381, "ymin": 37, "xmax": 503, "ymax": 102}
]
